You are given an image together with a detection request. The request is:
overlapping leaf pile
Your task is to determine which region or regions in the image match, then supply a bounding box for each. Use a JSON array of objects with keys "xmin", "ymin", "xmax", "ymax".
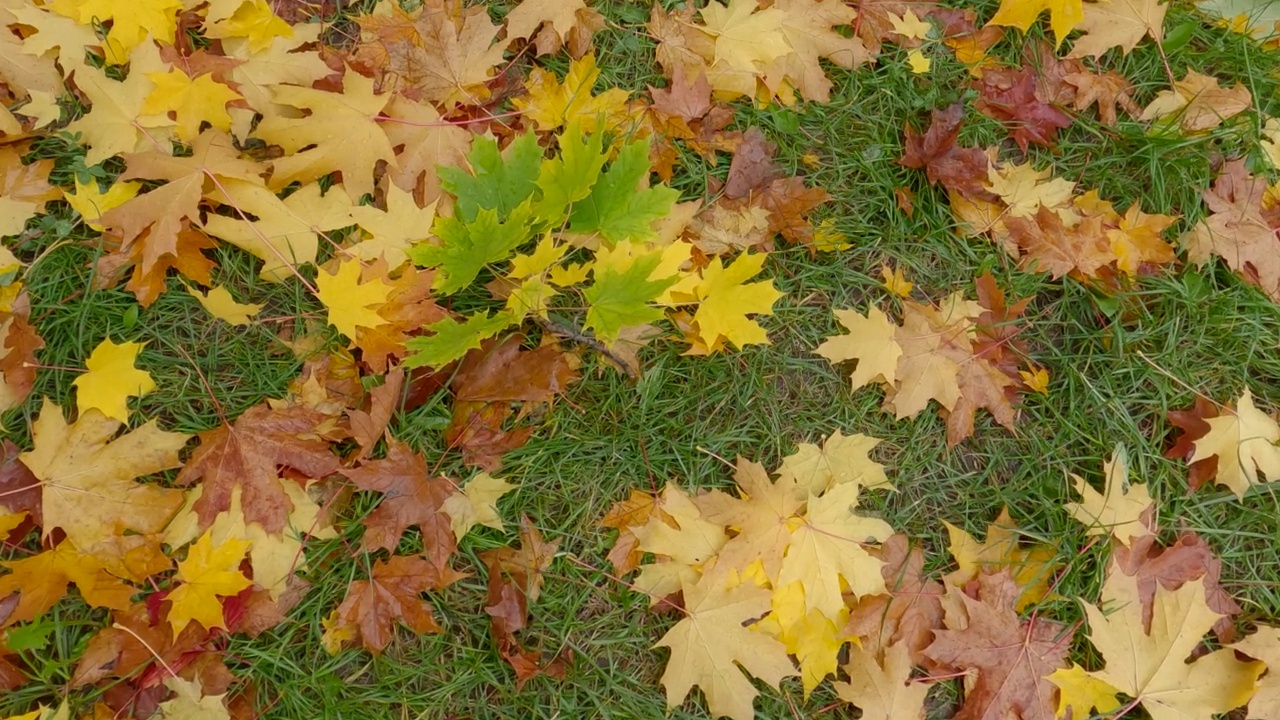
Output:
[{"xmin": 603, "ymin": 443, "xmax": 1280, "ymax": 720}]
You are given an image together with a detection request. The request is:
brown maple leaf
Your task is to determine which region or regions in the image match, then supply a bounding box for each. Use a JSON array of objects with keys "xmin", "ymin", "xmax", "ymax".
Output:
[
  {"xmin": 845, "ymin": 533, "xmax": 944, "ymax": 665},
  {"xmin": 0, "ymin": 292, "xmax": 43, "ymax": 412},
  {"xmin": 342, "ymin": 439, "xmax": 456, "ymax": 561},
  {"xmin": 900, "ymin": 102, "xmax": 992, "ymax": 199},
  {"xmin": 648, "ymin": 64, "xmax": 713, "ymax": 138},
  {"xmin": 1182, "ymin": 159, "xmax": 1280, "ymax": 303},
  {"xmin": 1112, "ymin": 532, "xmax": 1242, "ymax": 643},
  {"xmin": 925, "ymin": 571, "xmax": 1070, "ymax": 720},
  {"xmin": 350, "ymin": 0, "xmax": 509, "ymax": 108},
  {"xmin": 333, "ymin": 553, "xmax": 464, "ymax": 654},
  {"xmin": 1005, "ymin": 206, "xmax": 1114, "ymax": 279},
  {"xmin": 348, "ymin": 368, "xmax": 405, "ymax": 459},
  {"xmin": 95, "ymin": 221, "xmax": 218, "ymax": 307},
  {"xmin": 0, "ymin": 440, "xmax": 40, "ymax": 532},
  {"xmin": 71, "ymin": 603, "xmax": 209, "ymax": 688},
  {"xmin": 480, "ymin": 517, "xmax": 567, "ymax": 688},
  {"xmin": 973, "ymin": 66, "xmax": 1073, "ymax": 152},
  {"xmin": 177, "ymin": 403, "xmax": 341, "ymax": 534},
  {"xmin": 1165, "ymin": 396, "xmax": 1221, "ymax": 491},
  {"xmin": 354, "ymin": 263, "xmax": 448, "ymax": 373},
  {"xmin": 1065, "ymin": 70, "xmax": 1139, "ymax": 126}
]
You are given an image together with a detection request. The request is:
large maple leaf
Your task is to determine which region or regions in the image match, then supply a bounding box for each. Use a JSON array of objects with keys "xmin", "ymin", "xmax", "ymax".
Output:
[
  {"xmin": 21, "ymin": 399, "xmax": 188, "ymax": 559},
  {"xmin": 654, "ymin": 573, "xmax": 797, "ymax": 720},
  {"xmin": 1068, "ymin": 0, "xmax": 1167, "ymax": 58},
  {"xmin": 925, "ymin": 572, "xmax": 1071, "ymax": 720},
  {"xmin": 65, "ymin": 41, "xmax": 173, "ymax": 164},
  {"xmin": 1080, "ymin": 571, "xmax": 1262, "ymax": 720},
  {"xmin": 176, "ymin": 403, "xmax": 340, "ymax": 534}
]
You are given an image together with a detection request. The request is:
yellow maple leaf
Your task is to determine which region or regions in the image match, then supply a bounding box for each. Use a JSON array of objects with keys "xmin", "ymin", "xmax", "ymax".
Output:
[
  {"xmin": 320, "ymin": 608, "xmax": 356, "ymax": 654},
  {"xmin": 632, "ymin": 485, "xmax": 728, "ymax": 602},
  {"xmin": 166, "ymin": 530, "xmax": 253, "ymax": 633},
  {"xmin": 986, "ymin": 0, "xmax": 1084, "ymax": 47},
  {"xmin": 184, "ymin": 284, "xmax": 264, "ymax": 326},
  {"xmin": 64, "ymin": 42, "xmax": 173, "ymax": 165},
  {"xmin": 906, "ymin": 48, "xmax": 931, "ymax": 74},
  {"xmin": 205, "ymin": 0, "xmax": 293, "ymax": 53},
  {"xmin": 890, "ymin": 10, "xmax": 933, "ymax": 39},
  {"xmin": 774, "ymin": 429, "xmax": 891, "ymax": 498},
  {"xmin": 880, "ymin": 264, "xmax": 913, "ymax": 297},
  {"xmin": 315, "ymin": 258, "xmax": 393, "ymax": 339},
  {"xmin": 441, "ymin": 472, "xmax": 516, "ymax": 540},
  {"xmin": 63, "ymin": 179, "xmax": 141, "ymax": 231},
  {"xmin": 49, "ymin": 0, "xmax": 182, "ymax": 63},
  {"xmin": 347, "ymin": 186, "xmax": 437, "ymax": 269},
  {"xmin": 1189, "ymin": 388, "xmax": 1280, "ymax": 498},
  {"xmin": 511, "ymin": 54, "xmax": 632, "ymax": 133},
  {"xmin": 944, "ymin": 507, "xmax": 1059, "ymax": 611},
  {"xmin": 142, "ymin": 70, "xmax": 242, "ymax": 142},
  {"xmin": 985, "ymin": 162, "xmax": 1077, "ymax": 219},
  {"xmin": 1067, "ymin": 0, "xmax": 1168, "ymax": 59},
  {"xmin": 1046, "ymin": 663, "xmax": 1123, "ymax": 719},
  {"xmin": 689, "ymin": 252, "xmax": 784, "ymax": 351},
  {"xmin": 815, "ymin": 306, "xmax": 904, "ymax": 391},
  {"xmin": 1081, "ymin": 572, "xmax": 1263, "ymax": 720},
  {"xmin": 755, "ymin": 581, "xmax": 849, "ymax": 696},
  {"xmin": 72, "ymin": 338, "xmax": 156, "ymax": 423},
  {"xmin": 1020, "ymin": 366, "xmax": 1050, "ymax": 394},
  {"xmin": 158, "ymin": 676, "xmax": 230, "ymax": 720},
  {"xmin": 1064, "ymin": 445, "xmax": 1155, "ymax": 544},
  {"xmin": 834, "ymin": 643, "xmax": 930, "ymax": 720}
]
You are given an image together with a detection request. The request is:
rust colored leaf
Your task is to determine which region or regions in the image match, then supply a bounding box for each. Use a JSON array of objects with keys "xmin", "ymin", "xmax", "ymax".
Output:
[
  {"xmin": 1165, "ymin": 396, "xmax": 1221, "ymax": 491},
  {"xmin": 973, "ymin": 66, "xmax": 1072, "ymax": 152},
  {"xmin": 1066, "ymin": 70, "xmax": 1139, "ymax": 126},
  {"xmin": 354, "ymin": 264, "xmax": 448, "ymax": 374},
  {"xmin": 1005, "ymin": 207, "xmax": 1114, "ymax": 279},
  {"xmin": 481, "ymin": 517, "xmax": 567, "ymax": 689},
  {"xmin": 342, "ymin": 439, "xmax": 456, "ymax": 561},
  {"xmin": 1, "ymin": 302, "xmax": 43, "ymax": 411},
  {"xmin": 177, "ymin": 403, "xmax": 341, "ymax": 534},
  {"xmin": 0, "ymin": 440, "xmax": 40, "ymax": 529},
  {"xmin": 71, "ymin": 603, "xmax": 208, "ymax": 689},
  {"xmin": 900, "ymin": 102, "xmax": 991, "ymax": 199},
  {"xmin": 925, "ymin": 572, "xmax": 1070, "ymax": 720},
  {"xmin": 334, "ymin": 553, "xmax": 464, "ymax": 654},
  {"xmin": 649, "ymin": 64, "xmax": 713, "ymax": 133},
  {"xmin": 348, "ymin": 368, "xmax": 405, "ymax": 458},
  {"xmin": 1112, "ymin": 531, "xmax": 1242, "ymax": 643},
  {"xmin": 724, "ymin": 127, "xmax": 781, "ymax": 200},
  {"xmin": 845, "ymin": 534, "xmax": 944, "ymax": 665},
  {"xmin": 480, "ymin": 516, "xmax": 559, "ymax": 604}
]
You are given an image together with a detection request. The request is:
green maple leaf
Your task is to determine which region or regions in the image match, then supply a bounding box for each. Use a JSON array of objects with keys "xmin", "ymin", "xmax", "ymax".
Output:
[
  {"xmin": 583, "ymin": 243, "xmax": 681, "ymax": 342},
  {"xmin": 403, "ymin": 312, "xmax": 516, "ymax": 369},
  {"xmin": 439, "ymin": 131, "xmax": 543, "ymax": 221},
  {"xmin": 569, "ymin": 137, "xmax": 677, "ymax": 242},
  {"xmin": 411, "ymin": 203, "xmax": 536, "ymax": 294},
  {"xmin": 535, "ymin": 120, "xmax": 607, "ymax": 222}
]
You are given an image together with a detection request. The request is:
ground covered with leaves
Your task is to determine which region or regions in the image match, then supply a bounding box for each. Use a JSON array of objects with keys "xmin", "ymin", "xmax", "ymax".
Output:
[{"xmin": 2, "ymin": 0, "xmax": 1280, "ymax": 718}]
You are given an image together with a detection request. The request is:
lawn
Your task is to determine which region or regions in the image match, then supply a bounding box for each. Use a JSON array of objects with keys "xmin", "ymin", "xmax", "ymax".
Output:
[{"xmin": 3, "ymin": 0, "xmax": 1280, "ymax": 718}]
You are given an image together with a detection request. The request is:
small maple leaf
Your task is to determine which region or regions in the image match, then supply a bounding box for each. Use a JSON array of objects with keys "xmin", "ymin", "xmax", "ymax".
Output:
[
  {"xmin": 49, "ymin": 0, "xmax": 182, "ymax": 63},
  {"xmin": 1182, "ymin": 159, "xmax": 1280, "ymax": 303},
  {"xmin": 774, "ymin": 429, "xmax": 891, "ymax": 498},
  {"xmin": 880, "ymin": 264, "xmax": 913, "ymax": 297},
  {"xmin": 64, "ymin": 42, "xmax": 174, "ymax": 165},
  {"xmin": 899, "ymin": 102, "xmax": 991, "ymax": 199},
  {"xmin": 1165, "ymin": 396, "xmax": 1221, "ymax": 491},
  {"xmin": 687, "ymin": 252, "xmax": 784, "ymax": 351},
  {"xmin": 72, "ymin": 338, "xmax": 156, "ymax": 423},
  {"xmin": 834, "ymin": 643, "xmax": 929, "ymax": 720},
  {"xmin": 1140, "ymin": 70, "xmax": 1252, "ymax": 133},
  {"xmin": 166, "ymin": 531, "xmax": 253, "ymax": 633},
  {"xmin": 342, "ymin": 440, "xmax": 456, "ymax": 558},
  {"xmin": 512, "ymin": 54, "xmax": 631, "ymax": 133},
  {"xmin": 655, "ymin": 573, "xmax": 797, "ymax": 720},
  {"xmin": 332, "ymin": 553, "xmax": 464, "ymax": 654},
  {"xmin": 973, "ymin": 65, "xmax": 1073, "ymax": 151},
  {"xmin": 157, "ymin": 676, "xmax": 230, "ymax": 720},
  {"xmin": 1079, "ymin": 572, "xmax": 1262, "ymax": 720},
  {"xmin": 1188, "ymin": 388, "xmax": 1280, "ymax": 497},
  {"xmin": 441, "ymin": 473, "xmax": 515, "ymax": 541},
  {"xmin": 945, "ymin": 507, "xmax": 1060, "ymax": 611},
  {"xmin": 1046, "ymin": 663, "xmax": 1123, "ymax": 719},
  {"xmin": 63, "ymin": 178, "xmax": 141, "ymax": 232},
  {"xmin": 1113, "ymin": 532, "xmax": 1243, "ymax": 643},
  {"xmin": 986, "ymin": 0, "xmax": 1084, "ymax": 47},
  {"xmin": 141, "ymin": 69, "xmax": 242, "ymax": 142}
]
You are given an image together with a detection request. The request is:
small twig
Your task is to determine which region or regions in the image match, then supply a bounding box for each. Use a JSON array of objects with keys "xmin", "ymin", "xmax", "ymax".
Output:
[{"xmin": 529, "ymin": 314, "xmax": 638, "ymax": 380}]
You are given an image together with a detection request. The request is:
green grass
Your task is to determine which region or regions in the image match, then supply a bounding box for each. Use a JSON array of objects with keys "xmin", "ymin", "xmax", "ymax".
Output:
[{"xmin": 5, "ymin": 0, "xmax": 1280, "ymax": 718}]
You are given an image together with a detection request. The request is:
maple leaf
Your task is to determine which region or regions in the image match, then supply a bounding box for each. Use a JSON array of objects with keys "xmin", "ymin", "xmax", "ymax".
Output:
[
  {"xmin": 315, "ymin": 258, "xmax": 393, "ymax": 340},
  {"xmin": 1140, "ymin": 70, "xmax": 1252, "ymax": 133},
  {"xmin": 512, "ymin": 54, "xmax": 631, "ymax": 133},
  {"xmin": 631, "ymin": 484, "xmax": 728, "ymax": 602},
  {"xmin": 415, "ymin": 205, "xmax": 537, "ymax": 295},
  {"xmin": 775, "ymin": 430, "xmax": 891, "ymax": 498},
  {"xmin": 481, "ymin": 515, "xmax": 559, "ymax": 604},
  {"xmin": 254, "ymin": 72, "xmax": 395, "ymax": 202},
  {"xmin": 986, "ymin": 0, "xmax": 1084, "ymax": 46},
  {"xmin": 0, "ymin": 543, "xmax": 136, "ymax": 627},
  {"xmin": 1068, "ymin": 0, "xmax": 1168, "ymax": 58},
  {"xmin": 184, "ymin": 284, "xmax": 263, "ymax": 326},
  {"xmin": 441, "ymin": 472, "xmax": 515, "ymax": 540},
  {"xmin": 72, "ymin": 338, "xmax": 155, "ymax": 423},
  {"xmin": 342, "ymin": 440, "xmax": 456, "ymax": 559},
  {"xmin": 583, "ymin": 241, "xmax": 684, "ymax": 343},
  {"xmin": 65, "ymin": 42, "xmax": 173, "ymax": 165},
  {"xmin": 22, "ymin": 399, "xmax": 188, "ymax": 560},
  {"xmin": 1113, "ymin": 532, "xmax": 1243, "ymax": 644},
  {"xmin": 141, "ymin": 69, "xmax": 242, "ymax": 142},
  {"xmin": 157, "ymin": 676, "xmax": 229, "ymax": 720},
  {"xmin": 834, "ymin": 642, "xmax": 928, "ymax": 720},
  {"xmin": 0, "ymin": 146, "xmax": 58, "ymax": 237},
  {"xmin": 505, "ymin": 0, "xmax": 602, "ymax": 58},
  {"xmin": 568, "ymin": 138, "xmax": 678, "ymax": 242},
  {"xmin": 1108, "ymin": 203, "xmax": 1177, "ymax": 275},
  {"xmin": 347, "ymin": 187, "xmax": 437, "ymax": 270},
  {"xmin": 900, "ymin": 102, "xmax": 992, "ymax": 199},
  {"xmin": 1080, "ymin": 572, "xmax": 1262, "ymax": 720},
  {"xmin": 438, "ymin": 132, "xmax": 542, "ymax": 223},
  {"xmin": 64, "ymin": 179, "xmax": 142, "ymax": 232},
  {"xmin": 816, "ymin": 307, "xmax": 904, "ymax": 396},
  {"xmin": 203, "ymin": 180, "xmax": 355, "ymax": 282},
  {"xmin": 1233, "ymin": 626, "xmax": 1280, "ymax": 720},
  {"xmin": 1182, "ymin": 159, "xmax": 1280, "ymax": 303},
  {"xmin": 1065, "ymin": 69, "xmax": 1140, "ymax": 125},
  {"xmin": 402, "ymin": 311, "xmax": 516, "ymax": 371},
  {"xmin": 777, "ymin": 482, "xmax": 893, "ymax": 619},
  {"xmin": 351, "ymin": 0, "xmax": 508, "ymax": 108},
  {"xmin": 655, "ymin": 573, "xmax": 797, "ymax": 720},
  {"xmin": 354, "ymin": 265, "xmax": 449, "ymax": 372},
  {"xmin": 332, "ymin": 553, "xmax": 463, "ymax": 654},
  {"xmin": 1188, "ymin": 387, "xmax": 1280, "ymax": 497},
  {"xmin": 1046, "ymin": 663, "xmax": 1123, "ymax": 719},
  {"xmin": 925, "ymin": 571, "xmax": 1070, "ymax": 720},
  {"xmin": 176, "ymin": 403, "xmax": 341, "ymax": 533},
  {"xmin": 1005, "ymin": 207, "xmax": 1114, "ymax": 279},
  {"xmin": 686, "ymin": 252, "xmax": 784, "ymax": 351},
  {"xmin": 973, "ymin": 66, "xmax": 1073, "ymax": 151},
  {"xmin": 49, "ymin": 0, "xmax": 181, "ymax": 63},
  {"xmin": 986, "ymin": 162, "xmax": 1076, "ymax": 219},
  {"xmin": 765, "ymin": 0, "xmax": 868, "ymax": 102},
  {"xmin": 1064, "ymin": 445, "xmax": 1155, "ymax": 543},
  {"xmin": 166, "ymin": 531, "xmax": 253, "ymax": 633},
  {"xmin": 945, "ymin": 507, "xmax": 1060, "ymax": 611}
]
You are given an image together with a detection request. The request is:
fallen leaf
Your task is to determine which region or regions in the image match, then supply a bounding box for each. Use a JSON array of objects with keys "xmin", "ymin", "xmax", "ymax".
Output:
[
  {"xmin": 1064, "ymin": 445, "xmax": 1155, "ymax": 544},
  {"xmin": 331, "ymin": 553, "xmax": 463, "ymax": 654},
  {"xmin": 1140, "ymin": 70, "xmax": 1252, "ymax": 133},
  {"xmin": 342, "ymin": 440, "xmax": 456, "ymax": 560},
  {"xmin": 184, "ymin": 285, "xmax": 263, "ymax": 326},
  {"xmin": 73, "ymin": 338, "xmax": 156, "ymax": 423},
  {"xmin": 1188, "ymin": 387, "xmax": 1280, "ymax": 498},
  {"xmin": 165, "ymin": 531, "xmax": 253, "ymax": 633},
  {"xmin": 1068, "ymin": 0, "xmax": 1168, "ymax": 58}
]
